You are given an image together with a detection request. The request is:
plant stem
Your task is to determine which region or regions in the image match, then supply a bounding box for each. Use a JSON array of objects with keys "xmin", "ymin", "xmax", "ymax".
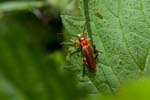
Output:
[{"xmin": 83, "ymin": 0, "xmax": 93, "ymax": 44}]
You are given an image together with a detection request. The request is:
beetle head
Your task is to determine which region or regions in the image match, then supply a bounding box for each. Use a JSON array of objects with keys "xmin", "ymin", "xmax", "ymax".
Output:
[{"xmin": 77, "ymin": 33, "xmax": 85, "ymax": 41}]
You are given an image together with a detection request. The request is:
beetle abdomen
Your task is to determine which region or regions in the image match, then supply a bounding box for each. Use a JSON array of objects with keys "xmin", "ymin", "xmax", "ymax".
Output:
[{"xmin": 82, "ymin": 45, "xmax": 96, "ymax": 72}]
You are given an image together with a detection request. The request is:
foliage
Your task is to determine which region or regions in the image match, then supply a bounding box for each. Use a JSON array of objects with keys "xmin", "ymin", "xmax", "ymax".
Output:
[
  {"xmin": 62, "ymin": 0, "xmax": 150, "ymax": 94},
  {"xmin": 90, "ymin": 78, "xmax": 150, "ymax": 100},
  {"xmin": 0, "ymin": 0, "xmax": 150, "ymax": 100},
  {"xmin": 0, "ymin": 1, "xmax": 44, "ymax": 13},
  {"xmin": 0, "ymin": 1, "xmax": 85, "ymax": 100}
]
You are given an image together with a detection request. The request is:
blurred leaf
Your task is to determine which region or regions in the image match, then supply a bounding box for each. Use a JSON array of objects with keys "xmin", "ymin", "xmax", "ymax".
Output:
[
  {"xmin": 90, "ymin": 78, "xmax": 150, "ymax": 100},
  {"xmin": 117, "ymin": 78, "xmax": 150, "ymax": 100},
  {"xmin": 0, "ymin": 1, "xmax": 45, "ymax": 13},
  {"xmin": 62, "ymin": 0, "xmax": 150, "ymax": 94},
  {"xmin": 0, "ymin": 12, "xmax": 85, "ymax": 100},
  {"xmin": 47, "ymin": 0, "xmax": 70, "ymax": 10}
]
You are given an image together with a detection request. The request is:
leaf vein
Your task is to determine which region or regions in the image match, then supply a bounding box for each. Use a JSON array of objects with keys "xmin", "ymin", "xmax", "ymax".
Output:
[
  {"xmin": 117, "ymin": 0, "xmax": 140, "ymax": 69},
  {"xmin": 93, "ymin": 22, "xmax": 120, "ymax": 93},
  {"xmin": 143, "ymin": 46, "xmax": 150, "ymax": 70},
  {"xmin": 140, "ymin": 0, "xmax": 150, "ymax": 27},
  {"xmin": 127, "ymin": 31, "xmax": 150, "ymax": 42}
]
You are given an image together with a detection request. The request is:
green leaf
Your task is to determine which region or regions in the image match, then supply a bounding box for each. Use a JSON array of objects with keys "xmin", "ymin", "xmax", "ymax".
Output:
[
  {"xmin": 62, "ymin": 0, "xmax": 150, "ymax": 94},
  {"xmin": 0, "ymin": 14, "xmax": 85, "ymax": 99},
  {"xmin": 47, "ymin": 0, "xmax": 70, "ymax": 10},
  {"xmin": 91, "ymin": 78, "xmax": 150, "ymax": 100},
  {"xmin": 0, "ymin": 1, "xmax": 45, "ymax": 13}
]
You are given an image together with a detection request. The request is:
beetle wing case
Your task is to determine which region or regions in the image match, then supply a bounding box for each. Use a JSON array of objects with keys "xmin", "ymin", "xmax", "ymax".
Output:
[{"xmin": 82, "ymin": 44, "xmax": 96, "ymax": 72}]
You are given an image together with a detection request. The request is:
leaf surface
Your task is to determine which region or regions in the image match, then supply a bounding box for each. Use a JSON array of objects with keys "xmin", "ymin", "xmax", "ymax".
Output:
[{"xmin": 62, "ymin": 0, "xmax": 150, "ymax": 94}]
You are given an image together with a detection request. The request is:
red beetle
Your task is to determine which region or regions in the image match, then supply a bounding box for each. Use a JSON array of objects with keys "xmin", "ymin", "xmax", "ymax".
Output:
[{"xmin": 70, "ymin": 32, "xmax": 102, "ymax": 76}]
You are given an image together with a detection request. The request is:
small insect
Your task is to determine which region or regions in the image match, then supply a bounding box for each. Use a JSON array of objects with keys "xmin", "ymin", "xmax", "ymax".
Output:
[{"xmin": 70, "ymin": 32, "xmax": 102, "ymax": 76}]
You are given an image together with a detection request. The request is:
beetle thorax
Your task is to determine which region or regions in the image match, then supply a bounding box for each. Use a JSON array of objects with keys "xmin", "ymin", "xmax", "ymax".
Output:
[{"xmin": 80, "ymin": 39, "xmax": 88, "ymax": 46}]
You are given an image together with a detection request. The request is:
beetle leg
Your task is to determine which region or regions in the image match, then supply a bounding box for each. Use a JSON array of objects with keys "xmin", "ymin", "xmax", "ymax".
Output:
[
  {"xmin": 70, "ymin": 39, "xmax": 80, "ymax": 46},
  {"xmin": 93, "ymin": 44, "xmax": 103, "ymax": 59},
  {"xmin": 94, "ymin": 50, "xmax": 103, "ymax": 59},
  {"xmin": 82, "ymin": 32, "xmax": 86, "ymax": 36},
  {"xmin": 69, "ymin": 47, "xmax": 80, "ymax": 56},
  {"xmin": 87, "ymin": 38, "xmax": 91, "ymax": 41},
  {"xmin": 82, "ymin": 63, "xmax": 86, "ymax": 76},
  {"xmin": 95, "ymin": 49, "xmax": 103, "ymax": 53},
  {"xmin": 82, "ymin": 57, "xmax": 87, "ymax": 76}
]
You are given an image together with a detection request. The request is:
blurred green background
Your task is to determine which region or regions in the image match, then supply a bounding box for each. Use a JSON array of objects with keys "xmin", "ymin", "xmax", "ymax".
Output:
[
  {"xmin": 0, "ymin": 0, "xmax": 85, "ymax": 100},
  {"xmin": 0, "ymin": 0, "xmax": 150, "ymax": 100}
]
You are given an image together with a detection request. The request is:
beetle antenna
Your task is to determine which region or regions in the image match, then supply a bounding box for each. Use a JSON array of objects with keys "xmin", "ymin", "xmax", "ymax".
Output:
[
  {"xmin": 69, "ymin": 34, "xmax": 77, "ymax": 37},
  {"xmin": 82, "ymin": 21, "xmax": 88, "ymax": 33},
  {"xmin": 65, "ymin": 33, "xmax": 77, "ymax": 37}
]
